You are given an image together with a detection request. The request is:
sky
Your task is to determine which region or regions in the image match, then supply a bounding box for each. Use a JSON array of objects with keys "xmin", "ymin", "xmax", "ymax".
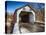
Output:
[{"xmin": 5, "ymin": 1, "xmax": 45, "ymax": 14}]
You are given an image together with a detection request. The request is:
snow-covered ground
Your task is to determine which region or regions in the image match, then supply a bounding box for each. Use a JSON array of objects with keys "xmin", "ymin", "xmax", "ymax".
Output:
[
  {"xmin": 20, "ymin": 27, "xmax": 31, "ymax": 33},
  {"xmin": 13, "ymin": 23, "xmax": 20, "ymax": 34},
  {"xmin": 13, "ymin": 23, "xmax": 31, "ymax": 34},
  {"xmin": 13, "ymin": 22, "xmax": 44, "ymax": 34}
]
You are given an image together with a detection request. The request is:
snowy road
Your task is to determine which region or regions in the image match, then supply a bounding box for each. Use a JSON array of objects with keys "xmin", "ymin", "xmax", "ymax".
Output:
[{"xmin": 13, "ymin": 22, "xmax": 44, "ymax": 34}]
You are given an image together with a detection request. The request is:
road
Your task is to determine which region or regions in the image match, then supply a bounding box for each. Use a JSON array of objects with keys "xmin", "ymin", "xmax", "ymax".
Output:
[
  {"xmin": 13, "ymin": 22, "xmax": 45, "ymax": 34},
  {"xmin": 19, "ymin": 22, "xmax": 45, "ymax": 33}
]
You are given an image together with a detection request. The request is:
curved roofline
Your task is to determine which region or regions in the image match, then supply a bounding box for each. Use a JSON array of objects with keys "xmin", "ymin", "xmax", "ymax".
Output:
[
  {"xmin": 14, "ymin": 4, "xmax": 36, "ymax": 14},
  {"xmin": 11, "ymin": 4, "xmax": 36, "ymax": 33}
]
